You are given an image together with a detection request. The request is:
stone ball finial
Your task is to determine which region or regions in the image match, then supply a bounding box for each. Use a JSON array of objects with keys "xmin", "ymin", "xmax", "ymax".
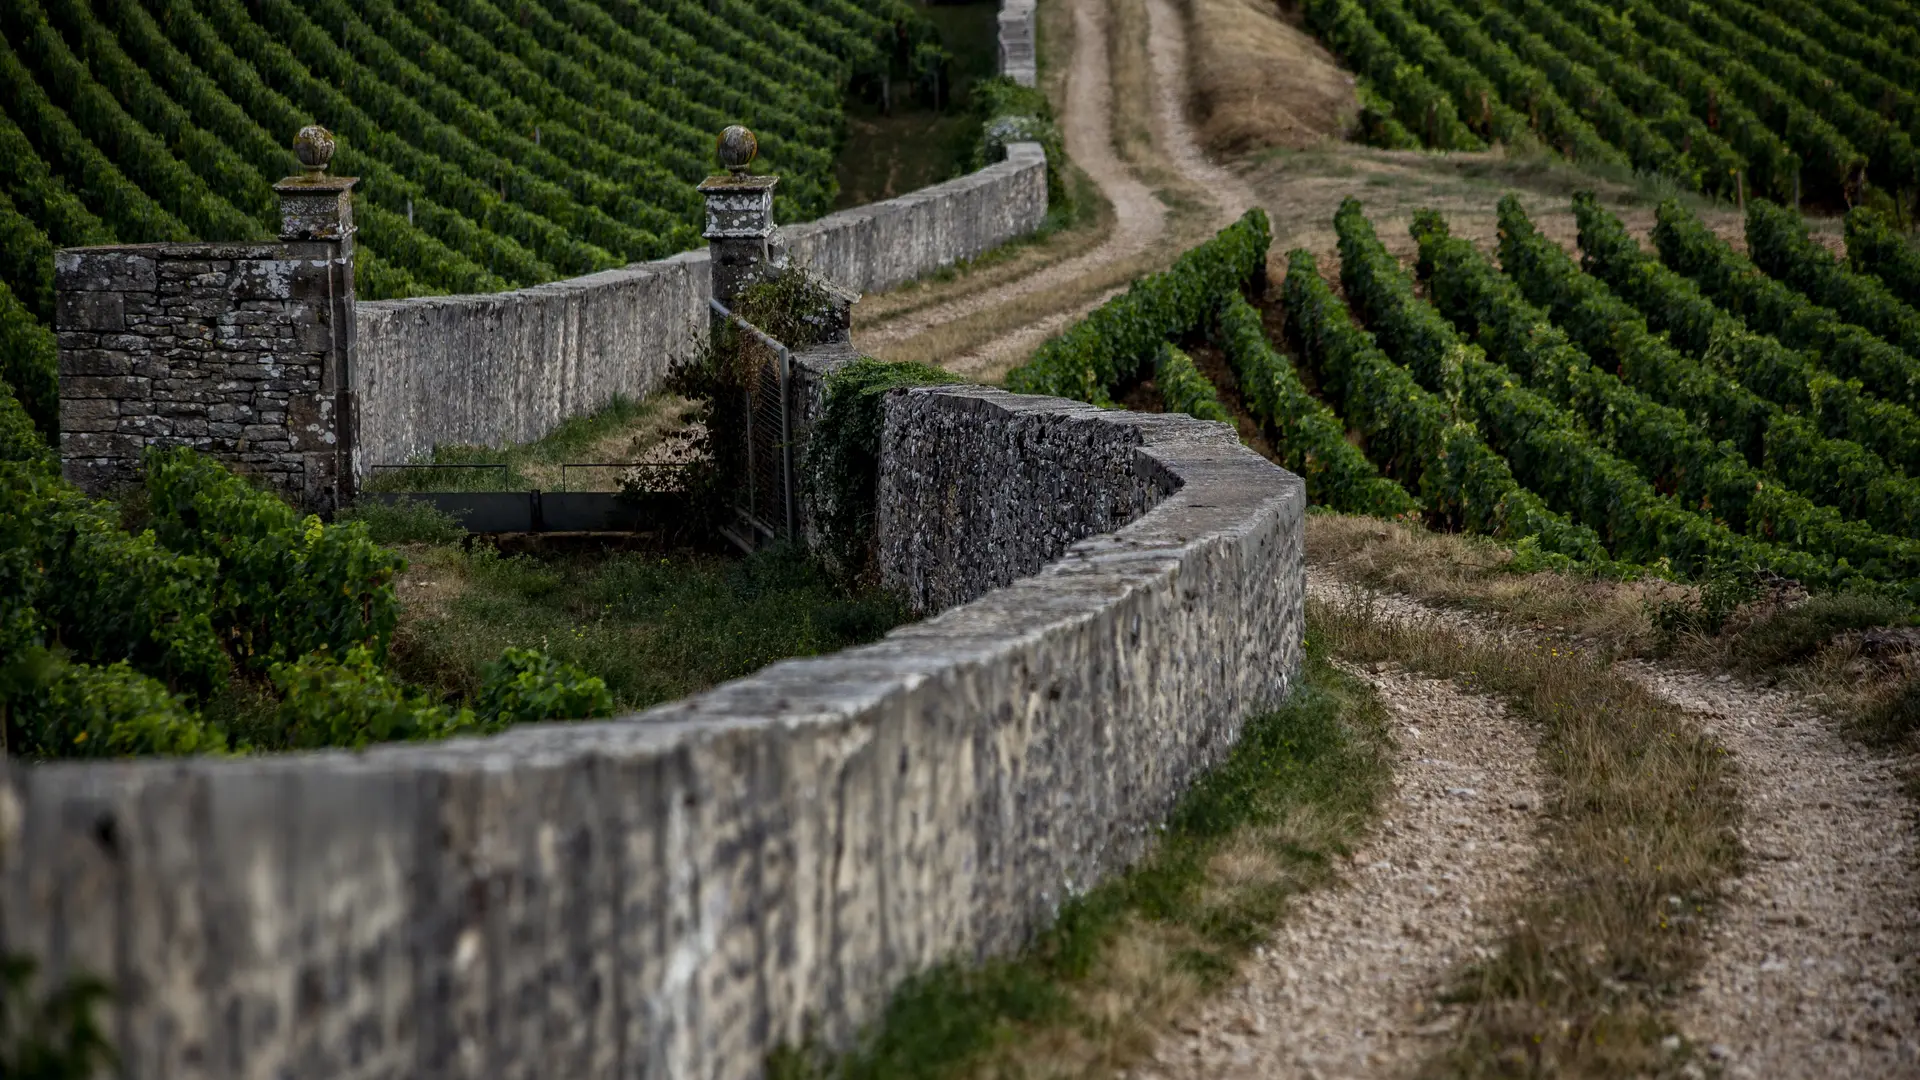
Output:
[
  {"xmin": 716, "ymin": 126, "xmax": 757, "ymax": 174},
  {"xmin": 294, "ymin": 125, "xmax": 336, "ymax": 180}
]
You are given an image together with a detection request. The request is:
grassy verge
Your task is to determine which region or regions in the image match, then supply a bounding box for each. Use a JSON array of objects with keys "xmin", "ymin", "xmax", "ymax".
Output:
[
  {"xmin": 1313, "ymin": 591, "xmax": 1740, "ymax": 1078},
  {"xmin": 359, "ymin": 392, "xmax": 697, "ymax": 493},
  {"xmin": 1306, "ymin": 514, "xmax": 1920, "ymax": 751},
  {"xmin": 388, "ymin": 544, "xmax": 904, "ymax": 711},
  {"xmin": 771, "ymin": 628, "xmax": 1393, "ymax": 1079}
]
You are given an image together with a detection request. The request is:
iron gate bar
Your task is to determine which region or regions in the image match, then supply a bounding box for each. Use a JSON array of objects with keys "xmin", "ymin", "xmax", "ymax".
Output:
[{"xmin": 709, "ymin": 298, "xmax": 796, "ymax": 543}]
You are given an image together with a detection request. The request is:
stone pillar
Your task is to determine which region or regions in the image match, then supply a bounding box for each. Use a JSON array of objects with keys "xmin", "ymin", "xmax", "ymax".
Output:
[
  {"xmin": 272, "ymin": 126, "xmax": 359, "ymax": 512},
  {"xmin": 54, "ymin": 126, "xmax": 359, "ymax": 513},
  {"xmin": 697, "ymin": 126, "xmax": 779, "ymax": 309}
]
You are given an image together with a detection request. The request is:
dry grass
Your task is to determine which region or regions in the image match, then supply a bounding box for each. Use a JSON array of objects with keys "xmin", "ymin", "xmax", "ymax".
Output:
[
  {"xmin": 1306, "ymin": 513, "xmax": 1681, "ymax": 653},
  {"xmin": 1314, "ymin": 593, "xmax": 1741, "ymax": 1078},
  {"xmin": 1181, "ymin": 0, "xmax": 1355, "ymax": 155},
  {"xmin": 1306, "ymin": 513, "xmax": 1920, "ymax": 752}
]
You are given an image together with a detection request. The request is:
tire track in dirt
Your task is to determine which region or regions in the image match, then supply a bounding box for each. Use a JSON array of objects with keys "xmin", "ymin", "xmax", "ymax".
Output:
[
  {"xmin": 1129, "ymin": 576, "xmax": 1547, "ymax": 1080},
  {"xmin": 1617, "ymin": 662, "xmax": 1920, "ymax": 1080},
  {"xmin": 857, "ymin": 0, "xmax": 1256, "ymax": 380}
]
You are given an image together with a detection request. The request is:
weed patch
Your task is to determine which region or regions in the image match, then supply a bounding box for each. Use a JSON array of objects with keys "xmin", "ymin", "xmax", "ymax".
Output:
[{"xmin": 391, "ymin": 544, "xmax": 906, "ymax": 711}]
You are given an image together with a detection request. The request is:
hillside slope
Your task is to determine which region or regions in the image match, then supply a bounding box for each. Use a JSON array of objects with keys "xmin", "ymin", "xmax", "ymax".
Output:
[{"xmin": 0, "ymin": 0, "xmax": 932, "ymax": 435}]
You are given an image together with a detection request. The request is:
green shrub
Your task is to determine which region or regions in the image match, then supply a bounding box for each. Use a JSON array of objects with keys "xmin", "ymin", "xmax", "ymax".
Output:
[
  {"xmin": 1151, "ymin": 344, "xmax": 1232, "ymax": 423},
  {"xmin": 268, "ymin": 644, "xmax": 475, "ymax": 749},
  {"xmin": 474, "ymin": 646, "xmax": 614, "ymax": 727},
  {"xmin": 6, "ymin": 655, "xmax": 225, "ymax": 758},
  {"xmin": 144, "ymin": 447, "xmax": 404, "ymax": 668},
  {"xmin": 1846, "ymin": 206, "xmax": 1920, "ymax": 305},
  {"xmin": 1006, "ymin": 210, "xmax": 1271, "ymax": 403},
  {"xmin": 970, "ymin": 76, "xmax": 1067, "ymax": 209},
  {"xmin": 0, "ymin": 462, "xmax": 227, "ymax": 696}
]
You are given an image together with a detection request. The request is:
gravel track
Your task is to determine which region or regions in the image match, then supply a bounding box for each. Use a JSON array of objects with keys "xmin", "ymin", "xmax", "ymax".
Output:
[
  {"xmin": 858, "ymin": 0, "xmax": 1256, "ymax": 378},
  {"xmin": 1129, "ymin": 576, "xmax": 1547, "ymax": 1079},
  {"xmin": 1617, "ymin": 662, "xmax": 1920, "ymax": 1080}
]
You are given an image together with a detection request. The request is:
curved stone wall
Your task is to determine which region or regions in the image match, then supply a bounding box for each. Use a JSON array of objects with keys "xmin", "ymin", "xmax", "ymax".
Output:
[{"xmin": 0, "ymin": 386, "xmax": 1304, "ymax": 1080}]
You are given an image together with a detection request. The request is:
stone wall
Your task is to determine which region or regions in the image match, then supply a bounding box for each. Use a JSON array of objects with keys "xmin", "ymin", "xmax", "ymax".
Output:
[
  {"xmin": 54, "ymin": 239, "xmax": 354, "ymax": 510},
  {"xmin": 352, "ymin": 145, "xmax": 1046, "ymax": 476},
  {"xmin": 0, "ymin": 388, "xmax": 1304, "ymax": 1080},
  {"xmin": 999, "ymin": 0, "xmax": 1038, "ymax": 87},
  {"xmin": 352, "ymin": 250, "xmax": 707, "ymax": 477}
]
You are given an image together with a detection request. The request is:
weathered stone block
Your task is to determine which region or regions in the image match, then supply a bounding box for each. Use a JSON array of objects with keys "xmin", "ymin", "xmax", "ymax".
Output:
[
  {"xmin": 55, "ymin": 289, "xmax": 125, "ymax": 333},
  {"xmin": 55, "ymin": 249, "xmax": 157, "ymax": 293},
  {"xmin": 61, "ymin": 431, "xmax": 143, "ymax": 457},
  {"xmin": 58, "ymin": 350, "xmax": 132, "ymax": 377},
  {"xmin": 58, "ymin": 398, "xmax": 119, "ymax": 432},
  {"xmin": 62, "ymin": 375, "xmax": 149, "ymax": 399}
]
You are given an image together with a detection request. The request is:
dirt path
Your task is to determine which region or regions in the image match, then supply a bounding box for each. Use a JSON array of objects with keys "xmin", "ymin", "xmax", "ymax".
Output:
[
  {"xmin": 857, "ymin": 0, "xmax": 1256, "ymax": 380},
  {"xmin": 1618, "ymin": 662, "xmax": 1920, "ymax": 1080},
  {"xmin": 854, "ymin": 0, "xmax": 1162, "ymax": 369},
  {"xmin": 1130, "ymin": 576, "xmax": 1547, "ymax": 1080}
]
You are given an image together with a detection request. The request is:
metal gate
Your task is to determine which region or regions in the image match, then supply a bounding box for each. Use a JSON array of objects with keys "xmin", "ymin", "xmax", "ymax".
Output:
[{"xmin": 712, "ymin": 298, "xmax": 795, "ymax": 551}]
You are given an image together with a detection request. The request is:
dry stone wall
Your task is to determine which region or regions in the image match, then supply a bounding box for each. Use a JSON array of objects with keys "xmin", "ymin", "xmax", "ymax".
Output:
[
  {"xmin": 0, "ymin": 387, "xmax": 1305, "ymax": 1080},
  {"xmin": 53, "ymin": 239, "xmax": 354, "ymax": 510},
  {"xmin": 352, "ymin": 146, "xmax": 1045, "ymax": 476}
]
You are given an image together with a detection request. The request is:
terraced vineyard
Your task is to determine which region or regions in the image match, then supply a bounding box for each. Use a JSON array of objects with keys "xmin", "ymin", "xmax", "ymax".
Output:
[
  {"xmin": 0, "ymin": 0, "xmax": 929, "ymax": 436},
  {"xmin": 1302, "ymin": 0, "xmax": 1920, "ymax": 212},
  {"xmin": 1007, "ymin": 198, "xmax": 1920, "ymax": 596}
]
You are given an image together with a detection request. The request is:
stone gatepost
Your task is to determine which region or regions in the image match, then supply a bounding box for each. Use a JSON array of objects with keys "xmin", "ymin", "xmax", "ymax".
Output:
[
  {"xmin": 698, "ymin": 125, "xmax": 779, "ymax": 311},
  {"xmin": 55, "ymin": 126, "xmax": 359, "ymax": 513}
]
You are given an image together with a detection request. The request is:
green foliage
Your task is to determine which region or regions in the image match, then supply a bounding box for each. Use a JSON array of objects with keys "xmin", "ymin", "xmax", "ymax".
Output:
[
  {"xmin": 1151, "ymin": 344, "xmax": 1232, "ymax": 423},
  {"xmin": 1351, "ymin": 0, "xmax": 1538, "ymax": 152},
  {"xmin": 1549, "ymin": 0, "xmax": 1801, "ymax": 201},
  {"xmin": 1207, "ymin": 292, "xmax": 1420, "ymax": 518},
  {"xmin": 0, "ymin": 952, "xmax": 114, "ymax": 1080},
  {"xmin": 1747, "ymin": 200, "xmax": 1920, "ymax": 388},
  {"xmin": 1497, "ymin": 0, "xmax": 1741, "ymax": 196},
  {"xmin": 0, "ymin": 460, "xmax": 226, "ymax": 695},
  {"xmin": 1422, "ymin": 197, "xmax": 1920, "ymax": 586},
  {"xmin": 144, "ymin": 447, "xmax": 404, "ymax": 669},
  {"xmin": 6, "ymin": 653, "xmax": 226, "ymax": 758},
  {"xmin": 335, "ymin": 497, "xmax": 467, "ymax": 546},
  {"xmin": 0, "ymin": 376, "xmax": 50, "ymax": 468},
  {"xmin": 1281, "ymin": 245, "xmax": 1613, "ymax": 566},
  {"xmin": 1341, "ymin": 197, "xmax": 1833, "ymax": 581},
  {"xmin": 1577, "ymin": 194, "xmax": 1920, "ymax": 477},
  {"xmin": 969, "ymin": 76, "xmax": 1067, "ymax": 210},
  {"xmin": 806, "ymin": 358, "xmax": 964, "ymax": 581},
  {"xmin": 1397, "ymin": 0, "xmax": 1625, "ymax": 167},
  {"xmin": 268, "ymin": 644, "xmax": 475, "ymax": 749},
  {"xmin": 1846, "ymin": 207, "xmax": 1920, "ymax": 307},
  {"xmin": 473, "ymin": 646, "xmax": 614, "ymax": 727},
  {"xmin": 1653, "ymin": 198, "xmax": 1920, "ymax": 413},
  {"xmin": 1005, "ymin": 209, "xmax": 1271, "ymax": 402},
  {"xmin": 1301, "ymin": 0, "xmax": 1486, "ymax": 152},
  {"xmin": 735, "ymin": 269, "xmax": 847, "ymax": 351}
]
